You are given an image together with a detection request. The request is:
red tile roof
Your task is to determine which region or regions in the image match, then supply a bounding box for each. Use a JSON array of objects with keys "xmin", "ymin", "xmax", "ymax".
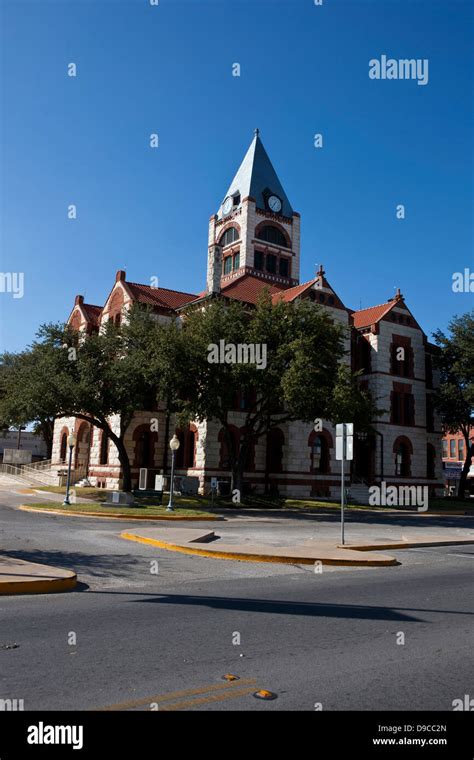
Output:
[
  {"xmin": 271, "ymin": 278, "xmax": 317, "ymax": 304},
  {"xmin": 126, "ymin": 282, "xmax": 197, "ymax": 311},
  {"xmin": 220, "ymin": 274, "xmax": 283, "ymax": 304},
  {"xmin": 351, "ymin": 301, "xmax": 395, "ymax": 328},
  {"xmin": 82, "ymin": 304, "xmax": 102, "ymax": 325}
]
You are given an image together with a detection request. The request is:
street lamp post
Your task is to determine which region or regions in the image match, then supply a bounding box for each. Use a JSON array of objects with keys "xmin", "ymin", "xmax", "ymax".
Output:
[
  {"xmin": 166, "ymin": 434, "xmax": 181, "ymax": 512},
  {"xmin": 63, "ymin": 432, "xmax": 77, "ymax": 506}
]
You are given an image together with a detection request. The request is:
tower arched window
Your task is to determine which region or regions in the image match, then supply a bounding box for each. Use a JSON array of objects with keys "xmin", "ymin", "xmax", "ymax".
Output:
[
  {"xmin": 256, "ymin": 225, "xmax": 287, "ymax": 247},
  {"xmin": 220, "ymin": 227, "xmax": 239, "ymax": 247}
]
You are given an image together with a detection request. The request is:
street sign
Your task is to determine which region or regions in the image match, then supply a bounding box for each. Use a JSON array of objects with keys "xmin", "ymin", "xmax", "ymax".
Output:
[
  {"xmin": 211, "ymin": 477, "xmax": 218, "ymax": 490},
  {"xmin": 336, "ymin": 423, "xmax": 353, "ymax": 461},
  {"xmin": 346, "ymin": 435, "xmax": 353, "ymax": 461},
  {"xmin": 335, "ymin": 422, "xmax": 354, "ymax": 545}
]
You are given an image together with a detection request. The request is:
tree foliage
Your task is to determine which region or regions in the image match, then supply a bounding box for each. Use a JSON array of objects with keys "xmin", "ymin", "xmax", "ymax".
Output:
[{"xmin": 433, "ymin": 309, "xmax": 474, "ymax": 497}]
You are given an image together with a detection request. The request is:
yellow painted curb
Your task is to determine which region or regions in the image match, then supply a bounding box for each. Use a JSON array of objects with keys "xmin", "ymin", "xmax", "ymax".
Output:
[
  {"xmin": 121, "ymin": 532, "xmax": 398, "ymax": 567},
  {"xmin": 342, "ymin": 537, "xmax": 474, "ymax": 551},
  {"xmin": 0, "ymin": 575, "xmax": 77, "ymax": 596},
  {"xmin": 18, "ymin": 505, "xmax": 219, "ymax": 522}
]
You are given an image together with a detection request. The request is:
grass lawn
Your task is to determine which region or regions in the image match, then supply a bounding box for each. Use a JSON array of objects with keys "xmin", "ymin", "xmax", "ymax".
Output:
[
  {"xmin": 33, "ymin": 487, "xmax": 473, "ymax": 513},
  {"xmin": 36, "ymin": 486, "xmax": 110, "ymax": 502},
  {"xmin": 23, "ymin": 500, "xmax": 215, "ymax": 518}
]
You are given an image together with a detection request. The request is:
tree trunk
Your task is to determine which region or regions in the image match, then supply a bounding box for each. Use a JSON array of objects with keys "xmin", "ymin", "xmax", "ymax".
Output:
[
  {"xmin": 40, "ymin": 419, "xmax": 54, "ymax": 459},
  {"xmin": 232, "ymin": 463, "xmax": 244, "ymax": 497},
  {"xmin": 458, "ymin": 442, "xmax": 474, "ymax": 498},
  {"xmin": 111, "ymin": 434, "xmax": 132, "ymax": 492},
  {"xmin": 233, "ymin": 438, "xmax": 249, "ymax": 498}
]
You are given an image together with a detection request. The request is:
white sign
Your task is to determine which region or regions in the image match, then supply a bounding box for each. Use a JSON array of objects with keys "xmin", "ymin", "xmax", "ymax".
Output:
[
  {"xmin": 138, "ymin": 468, "xmax": 147, "ymax": 490},
  {"xmin": 210, "ymin": 477, "xmax": 218, "ymax": 490},
  {"xmin": 346, "ymin": 435, "xmax": 353, "ymax": 461},
  {"xmin": 335, "ymin": 423, "xmax": 353, "ymax": 461},
  {"xmin": 154, "ymin": 474, "xmax": 164, "ymax": 491}
]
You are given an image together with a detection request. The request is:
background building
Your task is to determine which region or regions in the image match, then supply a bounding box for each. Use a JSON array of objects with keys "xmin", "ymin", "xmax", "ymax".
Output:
[
  {"xmin": 442, "ymin": 429, "xmax": 474, "ymax": 494},
  {"xmin": 0, "ymin": 429, "xmax": 48, "ymax": 462}
]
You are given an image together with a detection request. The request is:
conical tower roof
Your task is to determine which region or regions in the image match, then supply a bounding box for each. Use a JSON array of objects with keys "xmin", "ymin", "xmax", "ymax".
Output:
[{"xmin": 218, "ymin": 129, "xmax": 293, "ymax": 218}]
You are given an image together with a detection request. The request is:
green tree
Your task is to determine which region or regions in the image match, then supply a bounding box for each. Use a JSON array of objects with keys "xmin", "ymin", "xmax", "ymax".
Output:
[
  {"xmin": 155, "ymin": 293, "xmax": 380, "ymax": 494},
  {"xmin": 433, "ymin": 310, "xmax": 474, "ymax": 498},
  {"xmin": 0, "ymin": 306, "xmax": 160, "ymax": 491},
  {"xmin": 0, "ymin": 352, "xmax": 55, "ymax": 458}
]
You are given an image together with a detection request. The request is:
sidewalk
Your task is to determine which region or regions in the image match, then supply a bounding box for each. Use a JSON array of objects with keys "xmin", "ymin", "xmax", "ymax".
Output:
[
  {"xmin": 121, "ymin": 526, "xmax": 474, "ymax": 567},
  {"xmin": 0, "ymin": 555, "xmax": 77, "ymax": 595}
]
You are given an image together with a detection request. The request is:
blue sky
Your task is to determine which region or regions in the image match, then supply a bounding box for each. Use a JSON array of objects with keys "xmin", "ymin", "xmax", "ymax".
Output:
[{"xmin": 1, "ymin": 0, "xmax": 473, "ymax": 352}]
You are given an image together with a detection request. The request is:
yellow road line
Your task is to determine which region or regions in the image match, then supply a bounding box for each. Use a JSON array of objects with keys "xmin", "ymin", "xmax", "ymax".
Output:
[
  {"xmin": 96, "ymin": 678, "xmax": 257, "ymax": 711},
  {"xmin": 160, "ymin": 686, "xmax": 258, "ymax": 711}
]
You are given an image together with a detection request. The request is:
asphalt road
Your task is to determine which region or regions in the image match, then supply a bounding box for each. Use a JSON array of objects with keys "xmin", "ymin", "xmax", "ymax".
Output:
[{"xmin": 0, "ymin": 487, "xmax": 473, "ymax": 711}]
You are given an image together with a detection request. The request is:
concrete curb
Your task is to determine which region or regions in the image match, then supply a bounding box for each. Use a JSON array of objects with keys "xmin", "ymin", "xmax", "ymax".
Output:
[
  {"xmin": 18, "ymin": 505, "xmax": 220, "ymax": 522},
  {"xmin": 120, "ymin": 531, "xmax": 398, "ymax": 567},
  {"xmin": 0, "ymin": 556, "xmax": 77, "ymax": 596},
  {"xmin": 340, "ymin": 537, "xmax": 474, "ymax": 551}
]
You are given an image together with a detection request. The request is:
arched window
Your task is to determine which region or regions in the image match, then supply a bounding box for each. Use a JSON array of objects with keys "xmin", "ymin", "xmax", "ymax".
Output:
[
  {"xmin": 60, "ymin": 432, "xmax": 68, "ymax": 463},
  {"xmin": 219, "ymin": 427, "xmax": 239, "ymax": 470},
  {"xmin": 266, "ymin": 429, "xmax": 284, "ymax": 473},
  {"xmin": 309, "ymin": 433, "xmax": 330, "ymax": 474},
  {"xmin": 220, "ymin": 227, "xmax": 239, "ymax": 247},
  {"xmin": 427, "ymin": 444, "xmax": 436, "ymax": 479},
  {"xmin": 75, "ymin": 422, "xmax": 91, "ymax": 470},
  {"xmin": 174, "ymin": 427, "xmax": 197, "ymax": 469},
  {"xmin": 255, "ymin": 225, "xmax": 287, "ymax": 247},
  {"xmin": 175, "ymin": 430, "xmax": 186, "ymax": 468},
  {"xmin": 185, "ymin": 429, "xmax": 196, "ymax": 468},
  {"xmin": 99, "ymin": 431, "xmax": 109, "ymax": 465},
  {"xmin": 356, "ymin": 336, "xmax": 371, "ymax": 373},
  {"xmin": 394, "ymin": 439, "xmax": 412, "ymax": 477},
  {"xmin": 136, "ymin": 431, "xmax": 151, "ymax": 468}
]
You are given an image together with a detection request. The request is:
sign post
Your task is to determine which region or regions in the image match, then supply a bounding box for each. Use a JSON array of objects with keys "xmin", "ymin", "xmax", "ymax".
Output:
[{"xmin": 335, "ymin": 423, "xmax": 353, "ymax": 545}]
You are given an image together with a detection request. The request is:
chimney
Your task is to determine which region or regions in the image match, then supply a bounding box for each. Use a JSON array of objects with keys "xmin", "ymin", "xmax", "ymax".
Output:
[
  {"xmin": 116, "ymin": 270, "xmax": 126, "ymax": 282},
  {"xmin": 207, "ymin": 245, "xmax": 222, "ymax": 295},
  {"xmin": 75, "ymin": 295, "xmax": 84, "ymax": 305}
]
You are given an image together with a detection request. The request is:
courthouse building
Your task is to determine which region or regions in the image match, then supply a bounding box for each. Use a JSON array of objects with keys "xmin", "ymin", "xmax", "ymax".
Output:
[{"xmin": 52, "ymin": 131, "xmax": 443, "ymax": 500}]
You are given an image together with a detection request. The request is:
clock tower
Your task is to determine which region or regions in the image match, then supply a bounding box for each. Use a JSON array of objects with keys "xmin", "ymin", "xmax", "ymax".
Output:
[{"xmin": 207, "ymin": 130, "xmax": 300, "ymax": 294}]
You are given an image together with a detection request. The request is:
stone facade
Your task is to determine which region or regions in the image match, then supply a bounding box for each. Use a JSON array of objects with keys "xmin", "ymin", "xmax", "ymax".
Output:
[{"xmin": 51, "ymin": 132, "xmax": 443, "ymax": 499}]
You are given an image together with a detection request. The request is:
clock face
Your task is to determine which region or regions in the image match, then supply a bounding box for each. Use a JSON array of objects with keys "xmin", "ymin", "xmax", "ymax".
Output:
[
  {"xmin": 268, "ymin": 195, "xmax": 282, "ymax": 213},
  {"xmin": 222, "ymin": 196, "xmax": 233, "ymax": 215}
]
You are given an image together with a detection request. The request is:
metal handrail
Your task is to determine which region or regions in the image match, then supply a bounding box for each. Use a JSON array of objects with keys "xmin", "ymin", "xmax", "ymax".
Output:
[
  {"xmin": 0, "ymin": 462, "xmax": 57, "ymax": 485},
  {"xmin": 22, "ymin": 458, "xmax": 52, "ymax": 472}
]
